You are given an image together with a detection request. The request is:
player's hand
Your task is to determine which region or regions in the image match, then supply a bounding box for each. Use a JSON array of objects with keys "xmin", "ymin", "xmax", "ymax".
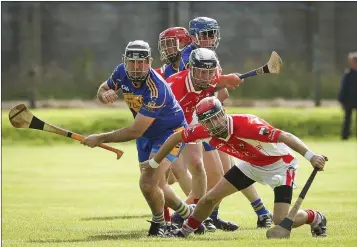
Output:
[
  {"xmin": 217, "ymin": 74, "xmax": 244, "ymax": 89},
  {"xmin": 101, "ymin": 89, "xmax": 118, "ymax": 104},
  {"xmin": 81, "ymin": 134, "xmax": 104, "ymax": 148},
  {"xmin": 310, "ymin": 154, "xmax": 328, "ymax": 171}
]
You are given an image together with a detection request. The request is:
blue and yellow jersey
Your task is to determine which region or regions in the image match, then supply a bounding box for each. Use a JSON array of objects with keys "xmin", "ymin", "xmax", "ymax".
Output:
[{"xmin": 106, "ymin": 64, "xmax": 186, "ymax": 139}]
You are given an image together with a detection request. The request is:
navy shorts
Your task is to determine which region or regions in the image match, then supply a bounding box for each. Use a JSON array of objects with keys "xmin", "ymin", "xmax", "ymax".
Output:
[{"xmin": 136, "ymin": 126, "xmax": 185, "ymax": 163}]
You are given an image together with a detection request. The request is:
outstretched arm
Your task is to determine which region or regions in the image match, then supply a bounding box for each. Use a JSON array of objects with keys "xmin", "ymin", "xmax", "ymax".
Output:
[
  {"xmin": 100, "ymin": 113, "xmax": 154, "ymax": 142},
  {"xmin": 150, "ymin": 132, "xmax": 183, "ymax": 166},
  {"xmin": 81, "ymin": 113, "xmax": 154, "ymax": 147},
  {"xmin": 278, "ymin": 131, "xmax": 327, "ymax": 170}
]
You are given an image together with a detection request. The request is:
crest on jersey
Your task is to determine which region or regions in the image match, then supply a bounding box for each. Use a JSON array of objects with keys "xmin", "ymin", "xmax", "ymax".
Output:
[
  {"xmin": 147, "ymin": 97, "xmax": 157, "ymax": 107},
  {"xmin": 259, "ymin": 127, "xmax": 270, "ymax": 135}
]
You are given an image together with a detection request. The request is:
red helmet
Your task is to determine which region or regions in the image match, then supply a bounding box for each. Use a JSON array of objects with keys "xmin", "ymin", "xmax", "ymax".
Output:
[
  {"xmin": 196, "ymin": 97, "xmax": 227, "ymax": 136},
  {"xmin": 158, "ymin": 27, "xmax": 191, "ymax": 64}
]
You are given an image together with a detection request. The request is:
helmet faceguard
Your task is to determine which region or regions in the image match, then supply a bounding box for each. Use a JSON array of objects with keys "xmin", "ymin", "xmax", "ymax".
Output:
[
  {"xmin": 158, "ymin": 37, "xmax": 180, "ymax": 64},
  {"xmin": 189, "ymin": 48, "xmax": 218, "ymax": 90},
  {"xmin": 123, "ymin": 40, "xmax": 151, "ymax": 83},
  {"xmin": 158, "ymin": 27, "xmax": 191, "ymax": 64},
  {"xmin": 189, "ymin": 17, "xmax": 220, "ymax": 50},
  {"xmin": 196, "ymin": 97, "xmax": 228, "ymax": 137}
]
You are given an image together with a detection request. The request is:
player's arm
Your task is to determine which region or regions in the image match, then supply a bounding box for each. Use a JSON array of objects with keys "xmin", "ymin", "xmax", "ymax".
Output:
[
  {"xmin": 98, "ymin": 66, "xmax": 120, "ymax": 104},
  {"xmin": 278, "ymin": 132, "xmax": 327, "ymax": 170},
  {"xmin": 150, "ymin": 131, "xmax": 184, "ymax": 167},
  {"xmin": 215, "ymin": 74, "xmax": 243, "ymax": 90},
  {"xmin": 144, "ymin": 125, "xmax": 208, "ymax": 168},
  {"xmin": 216, "ymin": 88, "xmax": 229, "ymax": 103},
  {"xmin": 99, "ymin": 113, "xmax": 154, "ymax": 142}
]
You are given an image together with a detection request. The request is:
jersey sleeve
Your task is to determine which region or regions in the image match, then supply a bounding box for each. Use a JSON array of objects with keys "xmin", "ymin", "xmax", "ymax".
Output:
[
  {"xmin": 138, "ymin": 76, "xmax": 166, "ymax": 118},
  {"xmin": 238, "ymin": 116, "xmax": 282, "ymax": 143},
  {"xmin": 106, "ymin": 64, "xmax": 122, "ymax": 91},
  {"xmin": 181, "ymin": 124, "xmax": 210, "ymax": 143}
]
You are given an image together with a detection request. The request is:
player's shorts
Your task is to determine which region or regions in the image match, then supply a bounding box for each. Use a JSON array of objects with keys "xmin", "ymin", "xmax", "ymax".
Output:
[
  {"xmin": 231, "ymin": 157, "xmax": 298, "ymax": 189},
  {"xmin": 136, "ymin": 126, "xmax": 185, "ymax": 163}
]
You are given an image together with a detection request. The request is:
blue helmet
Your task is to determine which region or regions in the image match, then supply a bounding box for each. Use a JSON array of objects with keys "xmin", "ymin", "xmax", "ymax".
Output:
[{"xmin": 189, "ymin": 17, "xmax": 220, "ymax": 50}]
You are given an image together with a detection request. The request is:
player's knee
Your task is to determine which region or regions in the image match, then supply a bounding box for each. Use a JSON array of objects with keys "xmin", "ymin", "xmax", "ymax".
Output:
[
  {"xmin": 274, "ymin": 185, "xmax": 293, "ymax": 204},
  {"xmin": 139, "ymin": 179, "xmax": 154, "ymax": 194},
  {"xmin": 189, "ymin": 156, "xmax": 205, "ymax": 174}
]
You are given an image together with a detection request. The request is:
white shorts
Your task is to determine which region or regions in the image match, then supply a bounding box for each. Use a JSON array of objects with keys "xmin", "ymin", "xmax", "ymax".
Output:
[{"xmin": 234, "ymin": 157, "xmax": 298, "ymax": 189}]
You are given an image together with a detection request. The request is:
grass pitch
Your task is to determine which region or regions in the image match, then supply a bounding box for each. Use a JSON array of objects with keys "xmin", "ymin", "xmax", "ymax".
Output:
[{"xmin": 2, "ymin": 141, "xmax": 357, "ymax": 247}]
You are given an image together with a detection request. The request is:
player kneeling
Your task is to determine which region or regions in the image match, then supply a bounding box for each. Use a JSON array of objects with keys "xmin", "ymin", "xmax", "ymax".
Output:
[{"xmin": 141, "ymin": 96, "xmax": 327, "ymax": 238}]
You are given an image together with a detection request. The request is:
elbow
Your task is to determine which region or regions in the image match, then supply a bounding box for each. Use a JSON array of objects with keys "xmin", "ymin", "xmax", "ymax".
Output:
[
  {"xmin": 131, "ymin": 128, "xmax": 145, "ymax": 139},
  {"xmin": 277, "ymin": 131, "xmax": 289, "ymax": 143}
]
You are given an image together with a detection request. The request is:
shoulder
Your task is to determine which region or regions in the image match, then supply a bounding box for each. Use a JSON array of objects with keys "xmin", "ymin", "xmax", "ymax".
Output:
[
  {"xmin": 181, "ymin": 45, "xmax": 195, "ymax": 60},
  {"xmin": 111, "ymin": 63, "xmax": 126, "ymax": 79},
  {"xmin": 143, "ymin": 69, "xmax": 168, "ymax": 103},
  {"xmin": 230, "ymin": 114, "xmax": 259, "ymax": 128}
]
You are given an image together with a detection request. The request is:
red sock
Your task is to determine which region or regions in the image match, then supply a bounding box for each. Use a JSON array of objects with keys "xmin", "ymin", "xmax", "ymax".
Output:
[
  {"xmin": 187, "ymin": 215, "xmax": 202, "ymax": 230},
  {"xmin": 305, "ymin": 209, "xmax": 315, "ymax": 224},
  {"xmin": 164, "ymin": 206, "xmax": 171, "ymax": 222},
  {"xmin": 193, "ymin": 198, "xmax": 200, "ymax": 204}
]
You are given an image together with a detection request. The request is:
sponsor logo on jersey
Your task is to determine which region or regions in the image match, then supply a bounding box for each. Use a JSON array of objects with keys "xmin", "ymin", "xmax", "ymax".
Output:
[
  {"xmin": 121, "ymin": 85, "xmax": 130, "ymax": 91},
  {"xmin": 259, "ymin": 127, "xmax": 270, "ymax": 135}
]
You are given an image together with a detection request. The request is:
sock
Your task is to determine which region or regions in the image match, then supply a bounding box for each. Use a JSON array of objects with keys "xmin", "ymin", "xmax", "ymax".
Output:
[
  {"xmin": 164, "ymin": 206, "xmax": 171, "ymax": 222},
  {"xmin": 152, "ymin": 211, "xmax": 165, "ymax": 224},
  {"xmin": 181, "ymin": 216, "xmax": 202, "ymax": 236},
  {"xmin": 305, "ymin": 210, "xmax": 322, "ymax": 227},
  {"xmin": 210, "ymin": 206, "xmax": 219, "ymax": 221},
  {"xmin": 194, "ymin": 198, "xmax": 200, "ymax": 204},
  {"xmin": 174, "ymin": 201, "xmax": 191, "ymax": 220},
  {"xmin": 251, "ymin": 198, "xmax": 270, "ymax": 217}
]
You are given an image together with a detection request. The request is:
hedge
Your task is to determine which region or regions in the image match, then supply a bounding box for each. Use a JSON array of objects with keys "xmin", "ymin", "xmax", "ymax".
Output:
[{"xmin": 2, "ymin": 107, "xmax": 350, "ymax": 145}]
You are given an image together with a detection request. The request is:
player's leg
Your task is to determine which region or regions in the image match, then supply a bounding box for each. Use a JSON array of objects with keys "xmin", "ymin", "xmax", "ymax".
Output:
[
  {"xmin": 170, "ymin": 150, "xmax": 192, "ymax": 196},
  {"xmin": 263, "ymin": 158, "xmax": 327, "ymax": 237},
  {"xmin": 167, "ymin": 163, "xmax": 259, "ymax": 238},
  {"xmin": 181, "ymin": 142, "xmax": 207, "ymax": 203},
  {"xmin": 202, "ymin": 145, "xmax": 238, "ymax": 231},
  {"xmin": 136, "ymin": 136, "xmax": 187, "ymax": 236},
  {"xmin": 168, "ymin": 171, "xmax": 240, "ymax": 237},
  {"xmin": 151, "ymin": 136, "xmax": 194, "ymax": 226},
  {"xmin": 233, "ymin": 160, "xmax": 272, "ymax": 228},
  {"xmin": 273, "ymin": 186, "xmax": 327, "ymax": 237},
  {"xmin": 218, "ymin": 150, "xmax": 232, "ymax": 173}
]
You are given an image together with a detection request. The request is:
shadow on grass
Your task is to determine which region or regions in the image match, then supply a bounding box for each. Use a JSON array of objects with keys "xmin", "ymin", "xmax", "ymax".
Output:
[
  {"xmin": 80, "ymin": 214, "xmax": 152, "ymax": 221},
  {"xmin": 29, "ymin": 231, "xmax": 231, "ymax": 243},
  {"xmin": 29, "ymin": 230, "xmax": 146, "ymax": 243}
]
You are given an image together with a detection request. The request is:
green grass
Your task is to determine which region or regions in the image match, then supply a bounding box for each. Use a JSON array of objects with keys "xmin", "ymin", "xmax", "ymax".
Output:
[
  {"xmin": 2, "ymin": 141, "xmax": 357, "ymax": 247},
  {"xmin": 2, "ymin": 107, "xmax": 352, "ymax": 145}
]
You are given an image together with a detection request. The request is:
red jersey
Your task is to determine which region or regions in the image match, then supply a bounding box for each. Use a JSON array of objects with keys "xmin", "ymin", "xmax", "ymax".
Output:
[
  {"xmin": 154, "ymin": 65, "xmax": 166, "ymax": 78},
  {"xmin": 167, "ymin": 69, "xmax": 218, "ymax": 124},
  {"xmin": 181, "ymin": 114, "xmax": 295, "ymax": 166}
]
